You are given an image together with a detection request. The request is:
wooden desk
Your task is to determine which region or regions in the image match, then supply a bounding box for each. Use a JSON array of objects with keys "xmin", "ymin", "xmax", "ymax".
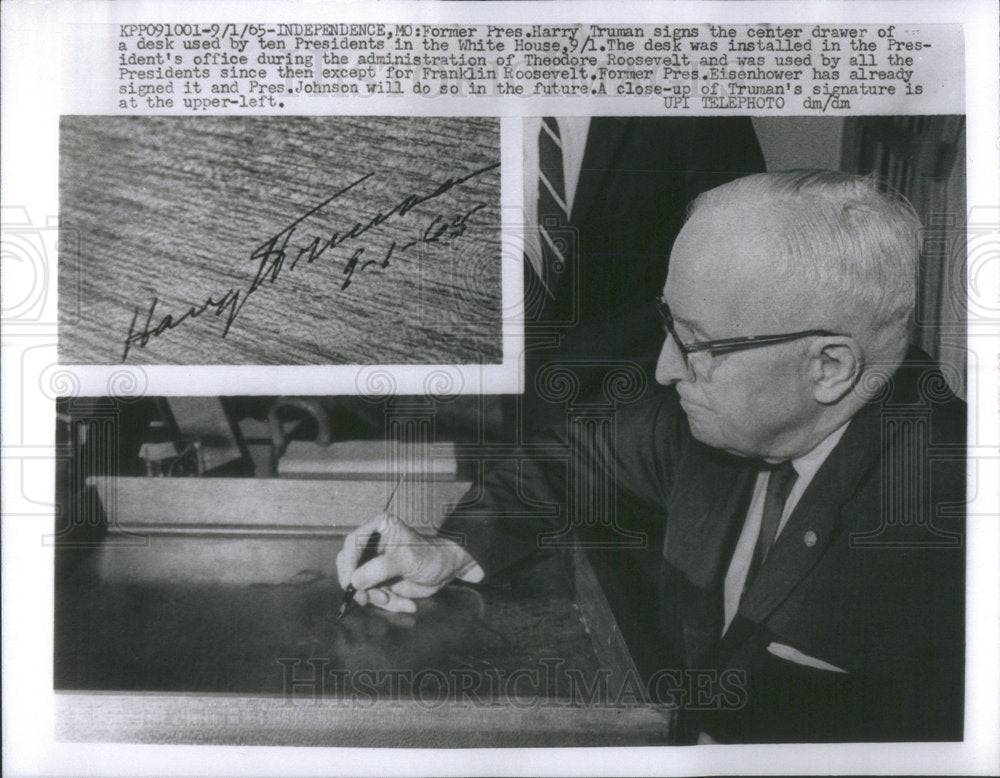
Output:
[
  {"xmin": 55, "ymin": 478, "xmax": 674, "ymax": 746},
  {"xmin": 58, "ymin": 116, "xmax": 502, "ymax": 366},
  {"xmin": 277, "ymin": 440, "xmax": 459, "ymax": 480}
]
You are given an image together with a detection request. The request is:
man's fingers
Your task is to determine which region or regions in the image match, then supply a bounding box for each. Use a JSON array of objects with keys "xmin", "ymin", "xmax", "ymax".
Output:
[
  {"xmin": 336, "ymin": 516, "xmax": 387, "ymax": 588},
  {"xmin": 350, "ymin": 553, "xmax": 406, "ymax": 593},
  {"xmin": 351, "ymin": 585, "xmax": 369, "ymax": 606},
  {"xmin": 335, "ymin": 546, "xmax": 354, "ymax": 590},
  {"xmin": 388, "ymin": 579, "xmax": 440, "ymax": 599},
  {"xmin": 367, "ymin": 587, "xmax": 417, "ymax": 614}
]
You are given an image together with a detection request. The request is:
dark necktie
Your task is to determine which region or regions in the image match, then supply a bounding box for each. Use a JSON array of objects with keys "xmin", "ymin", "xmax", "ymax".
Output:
[
  {"xmin": 743, "ymin": 461, "xmax": 798, "ymax": 592},
  {"xmin": 534, "ymin": 117, "xmax": 569, "ymax": 302}
]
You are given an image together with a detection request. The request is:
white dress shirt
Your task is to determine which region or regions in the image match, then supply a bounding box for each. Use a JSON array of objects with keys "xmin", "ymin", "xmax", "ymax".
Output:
[{"xmin": 722, "ymin": 423, "xmax": 851, "ymax": 633}]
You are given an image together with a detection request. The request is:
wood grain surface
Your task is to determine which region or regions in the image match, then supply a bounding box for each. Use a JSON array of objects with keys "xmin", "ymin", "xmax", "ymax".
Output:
[
  {"xmin": 56, "ymin": 548, "xmax": 670, "ymax": 745},
  {"xmin": 55, "ymin": 476, "xmax": 671, "ymax": 745},
  {"xmin": 57, "ymin": 550, "xmax": 620, "ymax": 697},
  {"xmin": 59, "ymin": 116, "xmax": 501, "ymax": 365},
  {"xmin": 89, "ymin": 475, "xmax": 471, "ymax": 533}
]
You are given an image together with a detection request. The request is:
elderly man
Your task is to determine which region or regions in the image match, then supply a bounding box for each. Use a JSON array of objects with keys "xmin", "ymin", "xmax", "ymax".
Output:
[{"xmin": 337, "ymin": 171, "xmax": 965, "ymax": 743}]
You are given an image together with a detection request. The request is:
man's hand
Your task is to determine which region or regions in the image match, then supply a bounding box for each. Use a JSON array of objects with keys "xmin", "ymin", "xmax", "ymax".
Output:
[{"xmin": 335, "ymin": 513, "xmax": 480, "ymax": 613}]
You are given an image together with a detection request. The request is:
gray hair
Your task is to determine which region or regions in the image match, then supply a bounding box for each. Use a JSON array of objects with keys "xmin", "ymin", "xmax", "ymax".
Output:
[{"xmin": 688, "ymin": 170, "xmax": 921, "ymax": 362}]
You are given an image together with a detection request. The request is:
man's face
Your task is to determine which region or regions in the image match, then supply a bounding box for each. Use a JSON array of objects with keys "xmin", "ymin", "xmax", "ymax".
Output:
[{"xmin": 655, "ymin": 202, "xmax": 818, "ymax": 459}]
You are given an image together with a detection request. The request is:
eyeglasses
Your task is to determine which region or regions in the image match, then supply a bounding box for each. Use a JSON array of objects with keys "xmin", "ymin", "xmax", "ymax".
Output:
[{"xmin": 655, "ymin": 295, "xmax": 843, "ymax": 368}]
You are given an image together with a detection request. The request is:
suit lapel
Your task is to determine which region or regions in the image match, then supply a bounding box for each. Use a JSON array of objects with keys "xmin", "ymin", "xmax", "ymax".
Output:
[
  {"xmin": 664, "ymin": 440, "xmax": 756, "ymax": 591},
  {"xmin": 737, "ymin": 406, "xmax": 881, "ymax": 623}
]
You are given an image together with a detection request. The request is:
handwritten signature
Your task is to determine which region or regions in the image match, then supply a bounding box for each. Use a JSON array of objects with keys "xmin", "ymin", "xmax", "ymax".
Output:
[{"xmin": 121, "ymin": 161, "xmax": 499, "ymax": 362}]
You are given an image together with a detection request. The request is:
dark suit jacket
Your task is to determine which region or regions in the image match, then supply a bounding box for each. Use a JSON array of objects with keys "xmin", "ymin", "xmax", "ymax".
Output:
[
  {"xmin": 444, "ymin": 347, "xmax": 965, "ymax": 743},
  {"xmin": 517, "ymin": 117, "xmax": 766, "ymax": 431}
]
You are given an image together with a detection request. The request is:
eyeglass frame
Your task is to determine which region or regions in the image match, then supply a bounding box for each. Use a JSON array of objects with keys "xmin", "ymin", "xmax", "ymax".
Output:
[{"xmin": 655, "ymin": 295, "xmax": 845, "ymax": 366}]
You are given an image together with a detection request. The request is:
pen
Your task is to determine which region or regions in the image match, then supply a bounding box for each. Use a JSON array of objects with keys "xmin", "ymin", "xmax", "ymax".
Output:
[{"xmin": 337, "ymin": 475, "xmax": 404, "ymax": 620}]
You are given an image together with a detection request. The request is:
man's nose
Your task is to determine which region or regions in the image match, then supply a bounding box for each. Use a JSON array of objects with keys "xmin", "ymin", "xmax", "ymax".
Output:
[{"xmin": 655, "ymin": 337, "xmax": 689, "ymax": 386}]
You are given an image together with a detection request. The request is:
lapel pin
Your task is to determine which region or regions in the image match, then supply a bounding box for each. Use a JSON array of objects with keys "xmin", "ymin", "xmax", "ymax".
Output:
[{"xmin": 803, "ymin": 530, "xmax": 818, "ymax": 547}]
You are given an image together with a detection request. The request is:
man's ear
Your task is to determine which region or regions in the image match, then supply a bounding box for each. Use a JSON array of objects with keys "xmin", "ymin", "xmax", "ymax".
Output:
[{"xmin": 807, "ymin": 337, "xmax": 864, "ymax": 404}]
